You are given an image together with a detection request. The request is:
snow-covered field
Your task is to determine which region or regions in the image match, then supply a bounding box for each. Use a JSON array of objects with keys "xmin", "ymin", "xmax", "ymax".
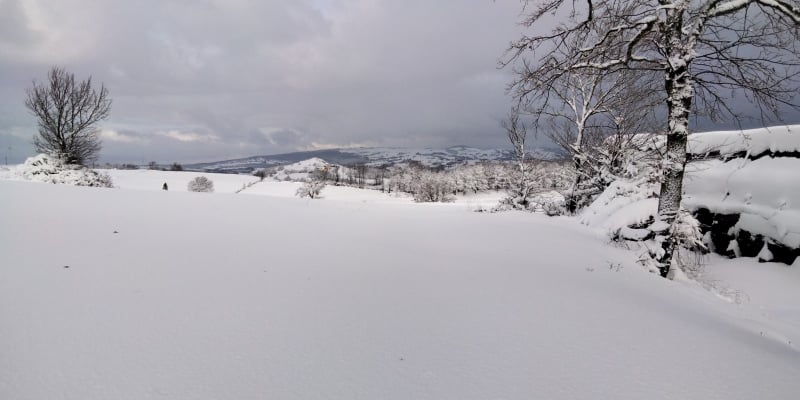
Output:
[{"xmin": 1, "ymin": 170, "xmax": 799, "ymax": 399}]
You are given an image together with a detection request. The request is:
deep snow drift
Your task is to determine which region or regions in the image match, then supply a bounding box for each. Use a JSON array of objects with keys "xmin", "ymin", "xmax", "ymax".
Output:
[{"xmin": 1, "ymin": 175, "xmax": 799, "ymax": 400}]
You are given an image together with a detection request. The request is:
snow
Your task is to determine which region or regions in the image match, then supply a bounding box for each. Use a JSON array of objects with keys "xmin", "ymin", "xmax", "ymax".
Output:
[
  {"xmin": 688, "ymin": 125, "xmax": 800, "ymax": 157},
  {"xmin": 270, "ymin": 157, "xmax": 330, "ymax": 181},
  {"xmin": 4, "ymin": 154, "xmax": 113, "ymax": 187},
  {"xmin": 101, "ymin": 168, "xmax": 502, "ymax": 210},
  {"xmin": 105, "ymin": 169, "xmax": 258, "ymax": 193},
  {"xmin": 684, "ymin": 153, "xmax": 800, "ymax": 248},
  {"xmin": 703, "ymin": 254, "xmax": 800, "ymax": 333},
  {"xmin": 2, "ymin": 173, "xmax": 800, "ymax": 399},
  {"xmin": 605, "ymin": 126, "xmax": 800, "ymax": 250},
  {"xmin": 579, "ymin": 179, "xmax": 658, "ymax": 233}
]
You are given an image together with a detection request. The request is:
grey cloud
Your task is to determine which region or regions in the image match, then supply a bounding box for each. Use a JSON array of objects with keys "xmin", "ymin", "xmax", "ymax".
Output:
[{"xmin": 1, "ymin": 0, "xmax": 795, "ymax": 164}]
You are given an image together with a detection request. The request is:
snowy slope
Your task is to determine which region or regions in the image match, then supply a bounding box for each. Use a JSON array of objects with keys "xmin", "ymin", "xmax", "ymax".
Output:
[
  {"xmin": 268, "ymin": 157, "xmax": 329, "ymax": 181},
  {"xmin": 1, "ymin": 179, "xmax": 799, "ymax": 399}
]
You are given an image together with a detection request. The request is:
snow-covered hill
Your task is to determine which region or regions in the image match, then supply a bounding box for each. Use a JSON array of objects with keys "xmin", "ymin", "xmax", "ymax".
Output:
[
  {"xmin": 1, "ymin": 172, "xmax": 800, "ymax": 399},
  {"xmin": 184, "ymin": 146, "xmax": 566, "ymax": 173}
]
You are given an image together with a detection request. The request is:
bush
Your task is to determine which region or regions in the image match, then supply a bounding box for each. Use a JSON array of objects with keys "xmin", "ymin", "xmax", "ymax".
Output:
[
  {"xmin": 296, "ymin": 180, "xmax": 326, "ymax": 199},
  {"xmin": 188, "ymin": 176, "xmax": 214, "ymax": 192},
  {"xmin": 16, "ymin": 154, "xmax": 113, "ymax": 187},
  {"xmin": 253, "ymin": 169, "xmax": 267, "ymax": 181}
]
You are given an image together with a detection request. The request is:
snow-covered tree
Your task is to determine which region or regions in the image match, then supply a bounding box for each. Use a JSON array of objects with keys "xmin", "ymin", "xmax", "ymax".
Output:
[
  {"xmin": 188, "ymin": 176, "xmax": 214, "ymax": 193},
  {"xmin": 501, "ymin": 107, "xmax": 535, "ymax": 209},
  {"xmin": 296, "ymin": 180, "xmax": 326, "ymax": 199},
  {"xmin": 296, "ymin": 167, "xmax": 328, "ymax": 199},
  {"xmin": 506, "ymin": 0, "xmax": 800, "ymax": 277}
]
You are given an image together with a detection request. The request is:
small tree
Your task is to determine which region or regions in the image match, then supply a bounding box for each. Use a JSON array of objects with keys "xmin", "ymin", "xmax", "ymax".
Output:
[
  {"xmin": 296, "ymin": 167, "xmax": 328, "ymax": 199},
  {"xmin": 501, "ymin": 107, "xmax": 535, "ymax": 209},
  {"xmin": 253, "ymin": 169, "xmax": 268, "ymax": 181},
  {"xmin": 188, "ymin": 176, "xmax": 214, "ymax": 192},
  {"xmin": 25, "ymin": 67, "xmax": 111, "ymax": 165},
  {"xmin": 169, "ymin": 162, "xmax": 183, "ymax": 171}
]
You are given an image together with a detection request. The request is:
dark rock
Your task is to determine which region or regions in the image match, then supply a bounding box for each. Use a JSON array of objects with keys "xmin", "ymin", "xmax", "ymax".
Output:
[
  {"xmin": 768, "ymin": 241, "xmax": 800, "ymax": 265},
  {"xmin": 736, "ymin": 231, "xmax": 764, "ymax": 258},
  {"xmin": 709, "ymin": 213, "xmax": 739, "ymax": 257}
]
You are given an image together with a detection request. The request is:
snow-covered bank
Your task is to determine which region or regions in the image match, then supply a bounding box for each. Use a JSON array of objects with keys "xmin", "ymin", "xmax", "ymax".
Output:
[
  {"xmin": 684, "ymin": 126, "xmax": 800, "ymax": 263},
  {"xmin": 1, "ymin": 180, "xmax": 799, "ymax": 399}
]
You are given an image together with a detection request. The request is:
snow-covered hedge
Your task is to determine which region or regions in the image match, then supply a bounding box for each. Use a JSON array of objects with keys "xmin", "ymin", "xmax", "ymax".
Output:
[{"xmin": 15, "ymin": 154, "xmax": 113, "ymax": 187}]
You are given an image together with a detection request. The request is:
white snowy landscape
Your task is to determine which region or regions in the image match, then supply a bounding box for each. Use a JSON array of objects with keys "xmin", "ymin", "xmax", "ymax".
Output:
[
  {"xmin": 2, "ymin": 125, "xmax": 800, "ymax": 399},
  {"xmin": 3, "ymin": 1, "xmax": 800, "ymax": 399}
]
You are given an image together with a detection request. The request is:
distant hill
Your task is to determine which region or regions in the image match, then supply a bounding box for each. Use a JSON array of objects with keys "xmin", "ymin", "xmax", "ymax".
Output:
[{"xmin": 184, "ymin": 146, "xmax": 567, "ymax": 173}]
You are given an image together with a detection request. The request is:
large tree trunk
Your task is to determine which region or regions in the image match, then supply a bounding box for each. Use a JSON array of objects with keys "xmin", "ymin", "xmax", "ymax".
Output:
[
  {"xmin": 656, "ymin": 63, "xmax": 692, "ymax": 277},
  {"xmin": 565, "ymin": 126, "xmax": 585, "ymax": 214}
]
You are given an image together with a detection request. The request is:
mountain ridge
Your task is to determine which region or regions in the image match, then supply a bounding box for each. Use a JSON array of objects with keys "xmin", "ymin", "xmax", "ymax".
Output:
[{"xmin": 185, "ymin": 146, "xmax": 567, "ymax": 173}]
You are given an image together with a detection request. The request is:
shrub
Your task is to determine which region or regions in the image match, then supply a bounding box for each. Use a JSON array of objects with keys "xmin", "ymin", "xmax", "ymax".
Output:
[
  {"xmin": 188, "ymin": 176, "xmax": 214, "ymax": 192},
  {"xmin": 296, "ymin": 180, "xmax": 326, "ymax": 199},
  {"xmin": 16, "ymin": 154, "xmax": 113, "ymax": 187}
]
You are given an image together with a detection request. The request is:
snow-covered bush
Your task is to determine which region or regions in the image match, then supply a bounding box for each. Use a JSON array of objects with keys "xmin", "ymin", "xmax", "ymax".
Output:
[
  {"xmin": 188, "ymin": 176, "xmax": 214, "ymax": 192},
  {"xmin": 535, "ymin": 192, "xmax": 567, "ymax": 216},
  {"xmin": 296, "ymin": 179, "xmax": 326, "ymax": 199},
  {"xmin": 16, "ymin": 154, "xmax": 113, "ymax": 187}
]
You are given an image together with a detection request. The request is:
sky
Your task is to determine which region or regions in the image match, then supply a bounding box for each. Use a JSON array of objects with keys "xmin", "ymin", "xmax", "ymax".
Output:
[
  {"xmin": 0, "ymin": 0, "xmax": 532, "ymax": 164},
  {"xmin": 1, "ymin": 0, "xmax": 798, "ymax": 164}
]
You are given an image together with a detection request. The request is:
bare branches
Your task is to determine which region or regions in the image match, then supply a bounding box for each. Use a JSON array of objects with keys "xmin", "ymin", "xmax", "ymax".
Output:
[{"xmin": 25, "ymin": 67, "xmax": 111, "ymax": 165}]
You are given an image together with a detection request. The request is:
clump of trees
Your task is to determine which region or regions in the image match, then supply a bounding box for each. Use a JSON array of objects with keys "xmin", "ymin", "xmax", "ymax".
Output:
[
  {"xmin": 25, "ymin": 67, "xmax": 111, "ymax": 165},
  {"xmin": 188, "ymin": 176, "xmax": 214, "ymax": 192},
  {"xmin": 384, "ymin": 160, "xmax": 572, "ymax": 203}
]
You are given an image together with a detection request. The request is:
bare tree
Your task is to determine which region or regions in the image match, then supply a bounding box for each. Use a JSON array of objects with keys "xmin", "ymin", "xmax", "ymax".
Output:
[
  {"xmin": 502, "ymin": 106, "xmax": 534, "ymax": 209},
  {"xmin": 25, "ymin": 67, "xmax": 111, "ymax": 165},
  {"xmin": 505, "ymin": 0, "xmax": 800, "ymax": 277},
  {"xmin": 533, "ymin": 68, "xmax": 661, "ymax": 212},
  {"xmin": 296, "ymin": 167, "xmax": 328, "ymax": 199}
]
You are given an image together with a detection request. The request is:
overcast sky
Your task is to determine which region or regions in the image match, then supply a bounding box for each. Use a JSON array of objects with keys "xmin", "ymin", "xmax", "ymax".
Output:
[{"xmin": 1, "ymin": 0, "xmax": 798, "ymax": 164}]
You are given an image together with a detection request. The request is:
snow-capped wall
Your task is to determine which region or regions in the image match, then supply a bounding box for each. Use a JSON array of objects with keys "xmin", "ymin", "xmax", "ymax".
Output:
[
  {"xmin": 687, "ymin": 125, "xmax": 800, "ymax": 159},
  {"xmin": 683, "ymin": 126, "xmax": 800, "ymax": 263}
]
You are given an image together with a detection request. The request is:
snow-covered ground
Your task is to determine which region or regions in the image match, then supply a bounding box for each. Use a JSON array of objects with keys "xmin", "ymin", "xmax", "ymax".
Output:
[
  {"xmin": 1, "ymin": 171, "xmax": 799, "ymax": 399},
  {"xmin": 97, "ymin": 168, "xmax": 506, "ymax": 210}
]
